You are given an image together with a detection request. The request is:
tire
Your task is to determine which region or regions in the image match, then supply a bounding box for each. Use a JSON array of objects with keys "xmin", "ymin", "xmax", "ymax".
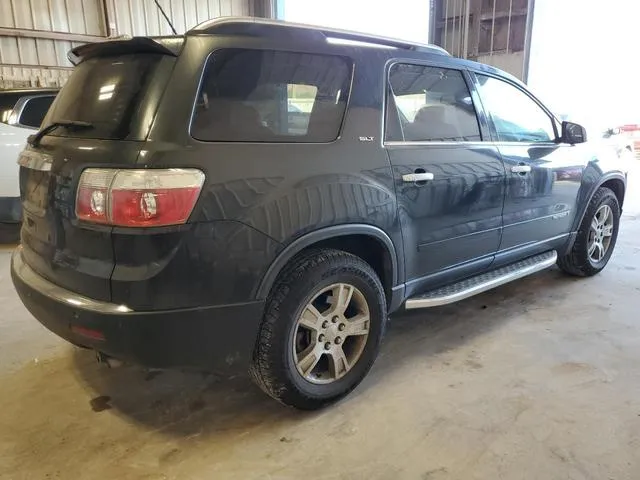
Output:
[
  {"xmin": 558, "ymin": 187, "xmax": 620, "ymax": 277},
  {"xmin": 250, "ymin": 248, "xmax": 387, "ymax": 410}
]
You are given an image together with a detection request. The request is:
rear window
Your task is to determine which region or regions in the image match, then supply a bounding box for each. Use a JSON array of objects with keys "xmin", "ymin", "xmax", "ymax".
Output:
[
  {"xmin": 191, "ymin": 49, "xmax": 352, "ymax": 143},
  {"xmin": 44, "ymin": 53, "xmax": 168, "ymax": 140},
  {"xmin": 20, "ymin": 96, "xmax": 55, "ymax": 128}
]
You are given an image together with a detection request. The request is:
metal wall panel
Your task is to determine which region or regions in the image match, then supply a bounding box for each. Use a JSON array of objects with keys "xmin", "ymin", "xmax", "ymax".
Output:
[
  {"xmin": 0, "ymin": 0, "xmax": 103, "ymax": 86},
  {"xmin": 0, "ymin": 0, "xmax": 104, "ymax": 33},
  {"xmin": 106, "ymin": 0, "xmax": 251, "ymax": 36},
  {"xmin": 431, "ymin": 0, "xmax": 532, "ymax": 80},
  {"xmin": 1, "ymin": 0, "xmax": 253, "ymax": 88}
]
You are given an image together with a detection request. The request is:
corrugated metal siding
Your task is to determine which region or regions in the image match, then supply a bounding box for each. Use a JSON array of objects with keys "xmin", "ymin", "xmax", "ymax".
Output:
[
  {"xmin": 105, "ymin": 0, "xmax": 250, "ymax": 37},
  {"xmin": 432, "ymin": 0, "xmax": 531, "ymax": 80},
  {"xmin": 0, "ymin": 0, "xmax": 253, "ymax": 88},
  {"xmin": 0, "ymin": 0, "xmax": 103, "ymax": 87}
]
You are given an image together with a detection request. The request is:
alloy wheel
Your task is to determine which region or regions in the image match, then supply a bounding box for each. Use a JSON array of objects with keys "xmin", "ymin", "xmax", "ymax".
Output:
[
  {"xmin": 293, "ymin": 283, "xmax": 370, "ymax": 384},
  {"xmin": 588, "ymin": 204, "xmax": 614, "ymax": 263}
]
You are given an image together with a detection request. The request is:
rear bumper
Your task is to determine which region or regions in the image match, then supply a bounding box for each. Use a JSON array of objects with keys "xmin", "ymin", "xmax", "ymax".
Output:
[
  {"xmin": 0, "ymin": 196, "xmax": 21, "ymax": 223},
  {"xmin": 11, "ymin": 247, "xmax": 264, "ymax": 371}
]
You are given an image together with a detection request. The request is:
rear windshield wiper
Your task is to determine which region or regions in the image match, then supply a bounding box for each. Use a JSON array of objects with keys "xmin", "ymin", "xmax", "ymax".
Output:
[{"xmin": 28, "ymin": 120, "xmax": 94, "ymax": 147}]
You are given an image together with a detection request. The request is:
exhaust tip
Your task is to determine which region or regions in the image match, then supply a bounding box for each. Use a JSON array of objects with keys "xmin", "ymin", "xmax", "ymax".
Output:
[{"xmin": 95, "ymin": 351, "xmax": 123, "ymax": 368}]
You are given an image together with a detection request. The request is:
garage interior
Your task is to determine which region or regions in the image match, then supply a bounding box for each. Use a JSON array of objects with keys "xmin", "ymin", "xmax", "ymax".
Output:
[{"xmin": 1, "ymin": 0, "xmax": 640, "ymax": 478}]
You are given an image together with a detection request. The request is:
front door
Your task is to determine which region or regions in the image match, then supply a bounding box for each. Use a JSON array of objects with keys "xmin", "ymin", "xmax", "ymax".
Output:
[
  {"xmin": 385, "ymin": 62, "xmax": 506, "ymax": 290},
  {"xmin": 472, "ymin": 73, "xmax": 583, "ymax": 251}
]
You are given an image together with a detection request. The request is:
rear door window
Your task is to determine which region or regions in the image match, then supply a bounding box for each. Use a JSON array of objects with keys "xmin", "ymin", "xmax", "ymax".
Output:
[
  {"xmin": 386, "ymin": 63, "xmax": 481, "ymax": 142},
  {"xmin": 191, "ymin": 49, "xmax": 352, "ymax": 143},
  {"xmin": 44, "ymin": 53, "xmax": 169, "ymax": 140}
]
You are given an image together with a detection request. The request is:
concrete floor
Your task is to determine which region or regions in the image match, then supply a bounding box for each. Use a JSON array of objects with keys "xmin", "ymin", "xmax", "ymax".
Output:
[{"xmin": 1, "ymin": 163, "xmax": 639, "ymax": 480}]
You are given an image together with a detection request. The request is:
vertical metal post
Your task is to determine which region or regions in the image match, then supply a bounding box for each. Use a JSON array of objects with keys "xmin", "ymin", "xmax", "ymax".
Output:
[
  {"xmin": 429, "ymin": 0, "xmax": 437, "ymax": 44},
  {"xmin": 444, "ymin": 0, "xmax": 449, "ymax": 52},
  {"xmin": 100, "ymin": 0, "xmax": 114, "ymax": 37},
  {"xmin": 463, "ymin": 0, "xmax": 470, "ymax": 59},
  {"xmin": 506, "ymin": 0, "xmax": 513, "ymax": 53},
  {"xmin": 490, "ymin": 0, "xmax": 496, "ymax": 56},
  {"xmin": 454, "ymin": 0, "xmax": 458, "ymax": 56},
  {"xmin": 523, "ymin": 0, "xmax": 536, "ymax": 83},
  {"xmin": 458, "ymin": 0, "xmax": 463, "ymax": 57}
]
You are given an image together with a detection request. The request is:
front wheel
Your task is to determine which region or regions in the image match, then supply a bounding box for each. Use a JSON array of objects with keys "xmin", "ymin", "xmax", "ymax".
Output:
[
  {"xmin": 558, "ymin": 186, "xmax": 621, "ymax": 276},
  {"xmin": 250, "ymin": 249, "xmax": 387, "ymax": 409}
]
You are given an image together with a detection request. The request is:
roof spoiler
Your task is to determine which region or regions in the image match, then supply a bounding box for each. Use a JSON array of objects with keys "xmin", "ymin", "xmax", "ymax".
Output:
[{"xmin": 67, "ymin": 36, "xmax": 184, "ymax": 65}]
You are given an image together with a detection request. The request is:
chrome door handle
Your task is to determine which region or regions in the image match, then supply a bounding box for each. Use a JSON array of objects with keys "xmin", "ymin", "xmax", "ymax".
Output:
[
  {"xmin": 402, "ymin": 172, "xmax": 434, "ymax": 182},
  {"xmin": 511, "ymin": 165, "xmax": 532, "ymax": 174}
]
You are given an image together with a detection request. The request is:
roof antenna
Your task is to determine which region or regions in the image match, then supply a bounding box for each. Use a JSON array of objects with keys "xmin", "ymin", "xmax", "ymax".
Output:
[{"xmin": 153, "ymin": 0, "xmax": 178, "ymax": 35}]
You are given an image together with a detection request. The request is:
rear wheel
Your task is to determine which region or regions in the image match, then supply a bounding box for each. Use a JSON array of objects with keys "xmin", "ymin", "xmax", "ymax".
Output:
[
  {"xmin": 558, "ymin": 187, "xmax": 620, "ymax": 276},
  {"xmin": 250, "ymin": 249, "xmax": 387, "ymax": 409}
]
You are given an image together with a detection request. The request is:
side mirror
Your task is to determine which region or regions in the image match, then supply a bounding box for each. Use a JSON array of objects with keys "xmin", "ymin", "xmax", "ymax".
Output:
[{"xmin": 562, "ymin": 121, "xmax": 587, "ymax": 144}]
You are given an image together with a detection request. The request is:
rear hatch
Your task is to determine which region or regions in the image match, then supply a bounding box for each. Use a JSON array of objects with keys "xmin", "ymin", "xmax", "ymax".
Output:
[{"xmin": 18, "ymin": 38, "xmax": 181, "ymax": 301}]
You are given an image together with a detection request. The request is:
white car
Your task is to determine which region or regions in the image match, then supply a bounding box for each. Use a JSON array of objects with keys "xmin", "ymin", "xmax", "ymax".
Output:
[
  {"xmin": 0, "ymin": 122, "xmax": 30, "ymax": 225},
  {"xmin": 1, "ymin": 93, "xmax": 57, "ymax": 232}
]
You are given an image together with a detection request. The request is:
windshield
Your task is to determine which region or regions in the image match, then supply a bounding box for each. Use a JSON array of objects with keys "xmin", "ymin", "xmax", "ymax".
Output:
[{"xmin": 43, "ymin": 53, "xmax": 171, "ymax": 140}]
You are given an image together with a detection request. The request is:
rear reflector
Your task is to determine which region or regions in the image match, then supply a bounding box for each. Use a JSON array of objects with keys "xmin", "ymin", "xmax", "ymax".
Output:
[
  {"xmin": 71, "ymin": 325, "xmax": 106, "ymax": 341},
  {"xmin": 76, "ymin": 168, "xmax": 204, "ymax": 227}
]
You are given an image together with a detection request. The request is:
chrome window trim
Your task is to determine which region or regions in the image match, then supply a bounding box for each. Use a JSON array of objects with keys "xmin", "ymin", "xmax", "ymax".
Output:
[
  {"xmin": 384, "ymin": 140, "xmax": 567, "ymax": 148},
  {"xmin": 384, "ymin": 140, "xmax": 487, "ymax": 147}
]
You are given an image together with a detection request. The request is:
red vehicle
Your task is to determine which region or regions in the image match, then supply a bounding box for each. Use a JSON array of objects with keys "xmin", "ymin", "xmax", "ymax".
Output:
[{"xmin": 619, "ymin": 124, "xmax": 640, "ymax": 154}]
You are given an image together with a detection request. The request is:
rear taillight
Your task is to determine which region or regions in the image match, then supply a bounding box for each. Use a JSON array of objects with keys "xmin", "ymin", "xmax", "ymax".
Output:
[{"xmin": 76, "ymin": 168, "xmax": 205, "ymax": 227}]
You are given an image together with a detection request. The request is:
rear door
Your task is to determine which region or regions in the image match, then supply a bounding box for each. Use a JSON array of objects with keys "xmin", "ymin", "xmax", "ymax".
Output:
[
  {"xmin": 18, "ymin": 50, "xmax": 177, "ymax": 300},
  {"xmin": 471, "ymin": 73, "xmax": 582, "ymax": 252},
  {"xmin": 384, "ymin": 61, "xmax": 506, "ymax": 290}
]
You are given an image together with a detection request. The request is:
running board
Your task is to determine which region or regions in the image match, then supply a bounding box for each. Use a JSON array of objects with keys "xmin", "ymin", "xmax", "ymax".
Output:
[{"xmin": 405, "ymin": 250, "xmax": 558, "ymax": 309}]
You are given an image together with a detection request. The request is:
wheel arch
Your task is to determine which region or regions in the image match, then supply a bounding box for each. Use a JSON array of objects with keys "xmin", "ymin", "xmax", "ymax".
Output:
[
  {"xmin": 600, "ymin": 176, "xmax": 626, "ymax": 210},
  {"xmin": 573, "ymin": 173, "xmax": 626, "ymax": 230},
  {"xmin": 566, "ymin": 172, "xmax": 626, "ymax": 253},
  {"xmin": 254, "ymin": 224, "xmax": 400, "ymax": 303}
]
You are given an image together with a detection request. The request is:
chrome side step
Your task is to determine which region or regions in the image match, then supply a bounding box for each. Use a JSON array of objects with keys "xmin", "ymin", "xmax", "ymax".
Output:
[{"xmin": 405, "ymin": 250, "xmax": 558, "ymax": 309}]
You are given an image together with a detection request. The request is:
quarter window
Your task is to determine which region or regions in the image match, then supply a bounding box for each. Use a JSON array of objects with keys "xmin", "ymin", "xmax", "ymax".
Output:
[
  {"xmin": 475, "ymin": 75, "xmax": 556, "ymax": 143},
  {"xmin": 191, "ymin": 49, "xmax": 352, "ymax": 143},
  {"xmin": 386, "ymin": 64, "xmax": 481, "ymax": 142}
]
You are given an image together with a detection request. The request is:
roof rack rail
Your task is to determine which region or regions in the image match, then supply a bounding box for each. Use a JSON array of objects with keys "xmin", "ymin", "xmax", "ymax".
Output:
[{"xmin": 189, "ymin": 17, "xmax": 450, "ymax": 56}]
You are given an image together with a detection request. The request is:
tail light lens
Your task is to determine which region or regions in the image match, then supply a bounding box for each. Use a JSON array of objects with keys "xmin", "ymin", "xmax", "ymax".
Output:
[{"xmin": 76, "ymin": 168, "xmax": 205, "ymax": 227}]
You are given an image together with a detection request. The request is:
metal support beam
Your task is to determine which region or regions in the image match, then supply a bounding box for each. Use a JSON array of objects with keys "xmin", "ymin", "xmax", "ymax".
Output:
[
  {"xmin": 0, "ymin": 27, "xmax": 105, "ymax": 44},
  {"xmin": 251, "ymin": 0, "xmax": 276, "ymax": 18},
  {"xmin": 0, "ymin": 62, "xmax": 74, "ymax": 71},
  {"xmin": 523, "ymin": 0, "xmax": 536, "ymax": 83}
]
